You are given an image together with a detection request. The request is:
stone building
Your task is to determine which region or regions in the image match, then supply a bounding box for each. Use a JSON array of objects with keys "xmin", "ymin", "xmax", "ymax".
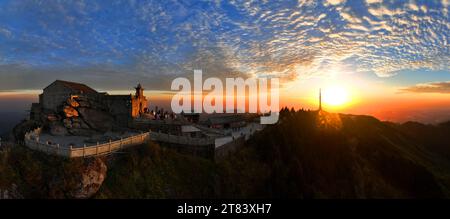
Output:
[
  {"xmin": 102, "ymin": 84, "xmax": 148, "ymax": 126},
  {"xmin": 39, "ymin": 80, "xmax": 99, "ymax": 112},
  {"xmin": 131, "ymin": 84, "xmax": 148, "ymax": 117},
  {"xmin": 31, "ymin": 80, "xmax": 149, "ymax": 127}
]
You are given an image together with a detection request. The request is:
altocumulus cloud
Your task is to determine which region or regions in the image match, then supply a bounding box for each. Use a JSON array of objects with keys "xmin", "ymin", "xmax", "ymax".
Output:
[{"xmin": 0, "ymin": 0, "xmax": 448, "ymax": 90}]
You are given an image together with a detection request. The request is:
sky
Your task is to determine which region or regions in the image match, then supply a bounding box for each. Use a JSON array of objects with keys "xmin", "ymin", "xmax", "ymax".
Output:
[{"xmin": 0, "ymin": 0, "xmax": 449, "ymax": 123}]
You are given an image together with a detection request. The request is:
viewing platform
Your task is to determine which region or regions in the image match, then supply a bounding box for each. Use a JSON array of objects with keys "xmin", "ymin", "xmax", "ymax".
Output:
[{"xmin": 24, "ymin": 127, "xmax": 217, "ymax": 158}]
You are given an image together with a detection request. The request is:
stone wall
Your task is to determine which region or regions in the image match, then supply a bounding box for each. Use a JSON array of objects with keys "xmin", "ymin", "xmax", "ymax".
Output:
[
  {"xmin": 41, "ymin": 83, "xmax": 73, "ymax": 111},
  {"xmin": 150, "ymin": 132, "xmax": 215, "ymax": 158},
  {"xmin": 24, "ymin": 127, "xmax": 151, "ymax": 158},
  {"xmin": 104, "ymin": 95, "xmax": 133, "ymax": 127}
]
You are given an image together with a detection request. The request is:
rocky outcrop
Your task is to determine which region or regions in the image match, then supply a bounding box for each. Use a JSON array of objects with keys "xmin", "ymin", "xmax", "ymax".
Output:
[
  {"xmin": 75, "ymin": 96, "xmax": 91, "ymax": 108},
  {"xmin": 0, "ymin": 184, "xmax": 23, "ymax": 199},
  {"xmin": 12, "ymin": 119, "xmax": 41, "ymax": 142},
  {"xmin": 63, "ymin": 106, "xmax": 79, "ymax": 118},
  {"xmin": 50, "ymin": 123, "xmax": 68, "ymax": 136},
  {"xmin": 67, "ymin": 98, "xmax": 80, "ymax": 108},
  {"xmin": 41, "ymin": 96, "xmax": 115, "ymax": 137},
  {"xmin": 69, "ymin": 158, "xmax": 107, "ymax": 199},
  {"xmin": 45, "ymin": 157, "xmax": 108, "ymax": 199},
  {"xmin": 0, "ymin": 143, "xmax": 109, "ymax": 199},
  {"xmin": 77, "ymin": 108, "xmax": 114, "ymax": 132}
]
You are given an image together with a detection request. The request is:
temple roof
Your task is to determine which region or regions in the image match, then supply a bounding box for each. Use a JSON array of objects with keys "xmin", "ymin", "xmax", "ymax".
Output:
[{"xmin": 47, "ymin": 80, "xmax": 98, "ymax": 94}]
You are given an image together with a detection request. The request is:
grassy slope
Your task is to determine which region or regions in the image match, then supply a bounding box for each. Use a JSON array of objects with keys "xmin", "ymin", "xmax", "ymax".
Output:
[
  {"xmin": 0, "ymin": 142, "xmax": 215, "ymax": 199},
  {"xmin": 0, "ymin": 145, "xmax": 95, "ymax": 198},
  {"xmin": 99, "ymin": 110, "xmax": 450, "ymax": 198},
  {"xmin": 96, "ymin": 141, "xmax": 215, "ymax": 199},
  {"xmin": 215, "ymin": 110, "xmax": 450, "ymax": 198}
]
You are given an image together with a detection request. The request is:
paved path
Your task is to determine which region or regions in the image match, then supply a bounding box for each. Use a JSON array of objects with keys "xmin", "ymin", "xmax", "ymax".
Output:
[
  {"xmin": 38, "ymin": 132, "xmax": 139, "ymax": 148},
  {"xmin": 215, "ymin": 123, "xmax": 264, "ymax": 148}
]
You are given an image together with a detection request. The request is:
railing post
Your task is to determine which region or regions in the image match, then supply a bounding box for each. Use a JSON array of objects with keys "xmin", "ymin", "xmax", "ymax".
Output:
[
  {"xmin": 70, "ymin": 145, "xmax": 73, "ymax": 158},
  {"xmin": 56, "ymin": 144, "xmax": 60, "ymax": 155},
  {"xmin": 120, "ymin": 138, "xmax": 123, "ymax": 150},
  {"xmin": 83, "ymin": 144, "xmax": 86, "ymax": 158},
  {"xmin": 96, "ymin": 142, "xmax": 99, "ymax": 155},
  {"xmin": 109, "ymin": 139, "xmax": 112, "ymax": 153}
]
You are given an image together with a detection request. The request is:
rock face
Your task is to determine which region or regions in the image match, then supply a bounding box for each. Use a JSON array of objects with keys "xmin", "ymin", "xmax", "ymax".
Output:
[
  {"xmin": 43, "ymin": 96, "xmax": 115, "ymax": 137},
  {"xmin": 1, "ymin": 143, "xmax": 109, "ymax": 199},
  {"xmin": 46, "ymin": 157, "xmax": 108, "ymax": 199},
  {"xmin": 77, "ymin": 108, "xmax": 114, "ymax": 132},
  {"xmin": 67, "ymin": 98, "xmax": 80, "ymax": 108},
  {"xmin": 63, "ymin": 106, "xmax": 79, "ymax": 118},
  {"xmin": 12, "ymin": 119, "xmax": 40, "ymax": 142},
  {"xmin": 69, "ymin": 158, "xmax": 107, "ymax": 199},
  {"xmin": 0, "ymin": 184, "xmax": 23, "ymax": 199},
  {"xmin": 50, "ymin": 123, "xmax": 68, "ymax": 136}
]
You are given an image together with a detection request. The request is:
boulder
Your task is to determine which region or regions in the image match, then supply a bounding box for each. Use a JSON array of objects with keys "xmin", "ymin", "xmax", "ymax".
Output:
[
  {"xmin": 69, "ymin": 158, "xmax": 107, "ymax": 199},
  {"xmin": 0, "ymin": 184, "xmax": 23, "ymax": 199},
  {"xmin": 50, "ymin": 124, "xmax": 68, "ymax": 136},
  {"xmin": 63, "ymin": 106, "xmax": 79, "ymax": 118},
  {"xmin": 48, "ymin": 158, "xmax": 107, "ymax": 199},
  {"xmin": 77, "ymin": 99, "xmax": 90, "ymax": 108},
  {"xmin": 46, "ymin": 114, "xmax": 59, "ymax": 122},
  {"xmin": 63, "ymin": 118, "xmax": 72, "ymax": 129},
  {"xmin": 67, "ymin": 98, "xmax": 80, "ymax": 108},
  {"xmin": 12, "ymin": 119, "xmax": 40, "ymax": 142},
  {"xmin": 77, "ymin": 108, "xmax": 113, "ymax": 132},
  {"xmin": 72, "ymin": 122, "xmax": 81, "ymax": 129},
  {"xmin": 79, "ymin": 119, "xmax": 90, "ymax": 129}
]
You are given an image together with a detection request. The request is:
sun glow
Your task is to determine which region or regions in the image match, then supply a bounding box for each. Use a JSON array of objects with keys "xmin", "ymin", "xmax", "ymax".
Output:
[{"xmin": 322, "ymin": 86, "xmax": 350, "ymax": 107}]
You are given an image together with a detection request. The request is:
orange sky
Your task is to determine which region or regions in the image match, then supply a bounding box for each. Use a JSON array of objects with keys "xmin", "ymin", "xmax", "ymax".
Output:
[{"xmin": 1, "ymin": 84, "xmax": 449, "ymax": 124}]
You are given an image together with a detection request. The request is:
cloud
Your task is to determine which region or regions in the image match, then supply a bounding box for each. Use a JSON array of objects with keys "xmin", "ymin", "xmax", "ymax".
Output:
[
  {"xmin": 0, "ymin": 27, "xmax": 12, "ymax": 38},
  {"xmin": 400, "ymin": 81, "xmax": 450, "ymax": 94},
  {"xmin": 0, "ymin": 0, "xmax": 448, "ymax": 90},
  {"xmin": 366, "ymin": 0, "xmax": 383, "ymax": 4},
  {"xmin": 325, "ymin": 0, "xmax": 347, "ymax": 6}
]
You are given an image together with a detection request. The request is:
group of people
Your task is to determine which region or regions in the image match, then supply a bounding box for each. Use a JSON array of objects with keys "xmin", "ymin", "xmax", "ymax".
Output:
[{"xmin": 149, "ymin": 106, "xmax": 177, "ymax": 120}]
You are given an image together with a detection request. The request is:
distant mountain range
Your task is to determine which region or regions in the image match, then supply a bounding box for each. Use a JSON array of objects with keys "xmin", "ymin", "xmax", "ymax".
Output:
[{"xmin": 0, "ymin": 112, "xmax": 27, "ymax": 138}]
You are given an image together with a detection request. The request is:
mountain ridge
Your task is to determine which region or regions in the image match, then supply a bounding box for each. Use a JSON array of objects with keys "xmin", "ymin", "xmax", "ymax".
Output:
[
  {"xmin": 215, "ymin": 109, "xmax": 450, "ymax": 198},
  {"xmin": 0, "ymin": 109, "xmax": 449, "ymax": 198}
]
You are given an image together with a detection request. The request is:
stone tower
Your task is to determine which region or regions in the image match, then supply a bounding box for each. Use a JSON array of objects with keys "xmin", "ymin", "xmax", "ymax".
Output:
[
  {"xmin": 135, "ymin": 83, "xmax": 144, "ymax": 98},
  {"xmin": 133, "ymin": 83, "xmax": 148, "ymax": 116}
]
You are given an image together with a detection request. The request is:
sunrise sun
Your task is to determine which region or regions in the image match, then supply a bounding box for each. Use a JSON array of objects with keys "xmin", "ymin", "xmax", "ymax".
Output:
[{"xmin": 322, "ymin": 86, "xmax": 350, "ymax": 107}]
